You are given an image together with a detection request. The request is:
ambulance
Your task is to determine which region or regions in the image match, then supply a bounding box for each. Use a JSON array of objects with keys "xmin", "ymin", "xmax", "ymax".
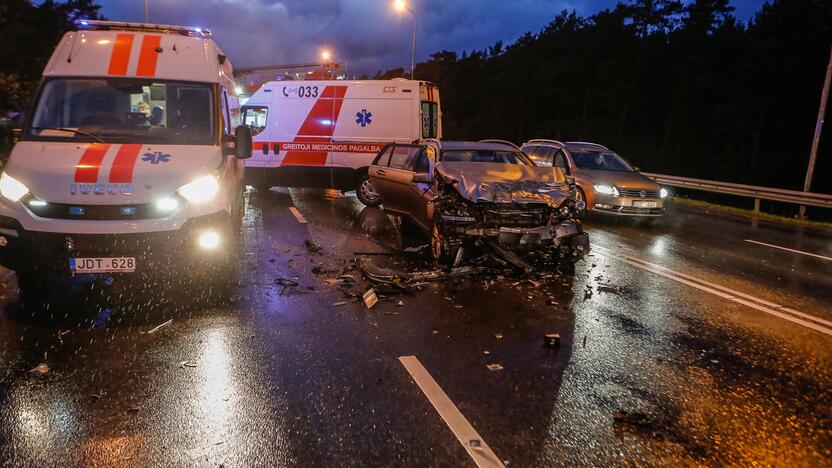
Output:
[
  {"xmin": 241, "ymin": 79, "xmax": 441, "ymax": 205},
  {"xmin": 0, "ymin": 20, "xmax": 252, "ymax": 298}
]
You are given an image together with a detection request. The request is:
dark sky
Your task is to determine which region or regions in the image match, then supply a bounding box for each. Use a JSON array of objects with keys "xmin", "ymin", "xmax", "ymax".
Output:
[{"xmin": 92, "ymin": 0, "xmax": 768, "ymax": 74}]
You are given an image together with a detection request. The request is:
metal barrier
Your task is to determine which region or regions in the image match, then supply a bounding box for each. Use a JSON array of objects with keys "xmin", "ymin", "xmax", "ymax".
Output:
[{"xmin": 641, "ymin": 172, "xmax": 832, "ymax": 210}]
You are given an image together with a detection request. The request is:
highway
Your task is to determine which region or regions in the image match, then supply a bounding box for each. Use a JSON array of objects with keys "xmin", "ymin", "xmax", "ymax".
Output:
[{"xmin": 0, "ymin": 188, "xmax": 830, "ymax": 466}]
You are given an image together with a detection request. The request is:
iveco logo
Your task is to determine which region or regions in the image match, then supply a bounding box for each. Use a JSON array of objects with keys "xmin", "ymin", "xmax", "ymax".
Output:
[
  {"xmin": 70, "ymin": 183, "xmax": 133, "ymax": 195},
  {"xmin": 639, "ymin": 190, "xmax": 647, "ymax": 199}
]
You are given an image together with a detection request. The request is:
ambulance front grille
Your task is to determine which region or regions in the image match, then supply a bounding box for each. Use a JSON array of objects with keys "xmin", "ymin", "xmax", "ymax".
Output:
[{"xmin": 25, "ymin": 202, "xmax": 168, "ymax": 221}]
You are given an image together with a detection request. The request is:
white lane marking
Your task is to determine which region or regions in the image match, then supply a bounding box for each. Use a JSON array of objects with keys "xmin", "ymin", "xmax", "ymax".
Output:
[
  {"xmin": 399, "ymin": 356, "xmax": 505, "ymax": 468},
  {"xmin": 288, "ymin": 207, "xmax": 307, "ymax": 224},
  {"xmin": 744, "ymin": 239, "xmax": 832, "ymax": 262},
  {"xmin": 593, "ymin": 245, "xmax": 832, "ymax": 336},
  {"xmin": 611, "ymin": 249, "xmax": 832, "ymax": 328}
]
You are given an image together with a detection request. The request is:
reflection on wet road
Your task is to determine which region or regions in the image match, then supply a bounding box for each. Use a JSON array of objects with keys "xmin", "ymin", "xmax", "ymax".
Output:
[{"xmin": 0, "ymin": 188, "xmax": 830, "ymax": 466}]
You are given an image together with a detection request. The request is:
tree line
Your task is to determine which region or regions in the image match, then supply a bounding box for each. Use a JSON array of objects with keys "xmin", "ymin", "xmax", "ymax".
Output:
[
  {"xmin": 1, "ymin": 0, "xmax": 830, "ymax": 194},
  {"xmin": 378, "ymin": 0, "xmax": 832, "ymax": 194}
]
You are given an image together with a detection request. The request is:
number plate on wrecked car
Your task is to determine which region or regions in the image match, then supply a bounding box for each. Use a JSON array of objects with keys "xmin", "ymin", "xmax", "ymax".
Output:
[{"xmin": 70, "ymin": 257, "xmax": 136, "ymax": 273}]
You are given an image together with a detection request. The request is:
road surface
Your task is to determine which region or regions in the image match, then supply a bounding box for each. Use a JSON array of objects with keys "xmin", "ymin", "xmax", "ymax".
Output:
[{"xmin": 0, "ymin": 188, "xmax": 830, "ymax": 466}]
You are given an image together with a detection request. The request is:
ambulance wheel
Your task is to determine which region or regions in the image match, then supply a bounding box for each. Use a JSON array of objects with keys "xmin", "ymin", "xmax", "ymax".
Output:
[{"xmin": 356, "ymin": 175, "xmax": 382, "ymax": 207}]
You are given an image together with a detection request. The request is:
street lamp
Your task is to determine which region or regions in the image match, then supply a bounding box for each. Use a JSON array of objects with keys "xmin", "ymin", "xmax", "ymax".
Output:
[
  {"xmin": 393, "ymin": 0, "xmax": 417, "ymax": 79},
  {"xmin": 321, "ymin": 49, "xmax": 333, "ymax": 79}
]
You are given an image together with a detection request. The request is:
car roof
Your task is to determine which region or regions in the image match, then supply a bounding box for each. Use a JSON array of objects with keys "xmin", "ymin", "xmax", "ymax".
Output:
[
  {"xmin": 565, "ymin": 141, "xmax": 610, "ymax": 151},
  {"xmin": 439, "ymin": 140, "xmax": 520, "ymax": 152}
]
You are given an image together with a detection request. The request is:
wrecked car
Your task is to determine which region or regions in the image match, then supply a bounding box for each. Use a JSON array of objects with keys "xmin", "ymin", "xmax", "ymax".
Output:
[{"xmin": 368, "ymin": 140, "xmax": 589, "ymax": 274}]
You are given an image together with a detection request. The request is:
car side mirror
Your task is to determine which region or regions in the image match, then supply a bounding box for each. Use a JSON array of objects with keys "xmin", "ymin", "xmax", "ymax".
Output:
[
  {"xmin": 224, "ymin": 125, "xmax": 253, "ymax": 159},
  {"xmin": 633, "ymin": 166, "xmax": 640, "ymax": 172},
  {"xmin": 412, "ymin": 172, "xmax": 431, "ymax": 183}
]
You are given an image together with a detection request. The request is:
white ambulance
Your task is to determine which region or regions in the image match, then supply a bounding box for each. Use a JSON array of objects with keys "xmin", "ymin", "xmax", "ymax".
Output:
[
  {"xmin": 241, "ymin": 79, "xmax": 441, "ymax": 205},
  {"xmin": 0, "ymin": 20, "xmax": 252, "ymax": 298}
]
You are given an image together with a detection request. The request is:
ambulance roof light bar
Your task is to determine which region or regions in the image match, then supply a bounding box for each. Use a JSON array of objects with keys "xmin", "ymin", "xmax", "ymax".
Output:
[{"xmin": 74, "ymin": 20, "xmax": 212, "ymax": 37}]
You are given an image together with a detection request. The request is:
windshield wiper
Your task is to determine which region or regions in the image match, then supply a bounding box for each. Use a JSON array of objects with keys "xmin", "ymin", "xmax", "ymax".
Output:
[{"xmin": 30, "ymin": 127, "xmax": 106, "ymax": 143}]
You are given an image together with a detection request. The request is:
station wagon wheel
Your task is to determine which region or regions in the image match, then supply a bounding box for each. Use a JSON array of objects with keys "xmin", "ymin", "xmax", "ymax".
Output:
[{"xmin": 356, "ymin": 175, "xmax": 382, "ymax": 207}]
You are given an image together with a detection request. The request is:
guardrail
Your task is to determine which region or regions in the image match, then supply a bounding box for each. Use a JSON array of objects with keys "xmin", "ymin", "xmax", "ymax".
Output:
[{"xmin": 641, "ymin": 172, "xmax": 832, "ymax": 210}]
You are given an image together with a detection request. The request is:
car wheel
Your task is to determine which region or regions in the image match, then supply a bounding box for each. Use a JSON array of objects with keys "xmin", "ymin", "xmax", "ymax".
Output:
[
  {"xmin": 431, "ymin": 223, "xmax": 445, "ymax": 263},
  {"xmin": 575, "ymin": 186, "xmax": 586, "ymax": 204},
  {"xmin": 356, "ymin": 175, "xmax": 382, "ymax": 207}
]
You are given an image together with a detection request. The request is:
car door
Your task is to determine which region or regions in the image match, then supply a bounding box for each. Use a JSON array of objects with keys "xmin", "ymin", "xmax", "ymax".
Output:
[
  {"xmin": 399, "ymin": 149, "xmax": 435, "ymax": 230},
  {"xmin": 368, "ymin": 144, "xmax": 423, "ymax": 215}
]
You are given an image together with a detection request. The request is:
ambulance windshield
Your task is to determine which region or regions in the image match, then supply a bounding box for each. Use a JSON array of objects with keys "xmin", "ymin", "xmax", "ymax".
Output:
[{"xmin": 28, "ymin": 78, "xmax": 215, "ymax": 145}]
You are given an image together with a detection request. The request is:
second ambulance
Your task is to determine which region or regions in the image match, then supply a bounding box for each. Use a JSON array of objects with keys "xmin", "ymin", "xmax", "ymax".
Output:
[
  {"xmin": 0, "ymin": 20, "xmax": 252, "ymax": 298},
  {"xmin": 241, "ymin": 79, "xmax": 441, "ymax": 205}
]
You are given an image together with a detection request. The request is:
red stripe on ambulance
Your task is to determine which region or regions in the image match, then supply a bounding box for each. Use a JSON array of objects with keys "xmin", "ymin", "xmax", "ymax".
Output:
[
  {"xmin": 107, "ymin": 34, "xmax": 135, "ymax": 76},
  {"xmin": 74, "ymin": 143, "xmax": 111, "ymax": 183},
  {"xmin": 109, "ymin": 144, "xmax": 143, "ymax": 183},
  {"xmin": 281, "ymin": 86, "xmax": 348, "ymax": 167},
  {"xmin": 136, "ymin": 35, "xmax": 162, "ymax": 77}
]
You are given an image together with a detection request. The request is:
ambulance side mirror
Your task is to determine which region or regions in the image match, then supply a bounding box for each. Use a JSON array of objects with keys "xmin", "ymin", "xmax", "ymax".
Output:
[{"xmin": 234, "ymin": 125, "xmax": 252, "ymax": 159}]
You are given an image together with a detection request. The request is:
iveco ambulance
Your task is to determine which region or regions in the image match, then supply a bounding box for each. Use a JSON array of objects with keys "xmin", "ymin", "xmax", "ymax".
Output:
[
  {"xmin": 0, "ymin": 20, "xmax": 252, "ymax": 298},
  {"xmin": 241, "ymin": 79, "xmax": 441, "ymax": 205}
]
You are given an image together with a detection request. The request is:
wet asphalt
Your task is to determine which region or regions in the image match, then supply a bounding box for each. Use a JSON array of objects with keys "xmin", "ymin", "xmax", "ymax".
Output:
[{"xmin": 0, "ymin": 188, "xmax": 830, "ymax": 467}]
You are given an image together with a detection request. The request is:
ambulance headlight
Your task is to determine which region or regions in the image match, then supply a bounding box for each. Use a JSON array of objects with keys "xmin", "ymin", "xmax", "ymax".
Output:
[
  {"xmin": 0, "ymin": 173, "xmax": 30, "ymax": 203},
  {"xmin": 178, "ymin": 176, "xmax": 219, "ymax": 203}
]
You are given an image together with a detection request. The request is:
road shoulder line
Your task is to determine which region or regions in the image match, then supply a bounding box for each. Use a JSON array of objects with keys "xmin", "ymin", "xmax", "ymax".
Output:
[
  {"xmin": 745, "ymin": 239, "xmax": 832, "ymax": 262},
  {"xmin": 399, "ymin": 356, "xmax": 505, "ymax": 468},
  {"xmin": 593, "ymin": 245, "xmax": 832, "ymax": 336}
]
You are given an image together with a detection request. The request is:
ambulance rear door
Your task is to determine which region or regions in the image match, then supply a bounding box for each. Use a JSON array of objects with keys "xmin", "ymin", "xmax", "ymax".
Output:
[{"xmin": 329, "ymin": 81, "xmax": 416, "ymax": 172}]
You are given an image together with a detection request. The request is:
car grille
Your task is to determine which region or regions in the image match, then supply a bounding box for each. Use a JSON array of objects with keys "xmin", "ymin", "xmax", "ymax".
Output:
[
  {"xmin": 481, "ymin": 205, "xmax": 549, "ymax": 227},
  {"xmin": 618, "ymin": 189, "xmax": 660, "ymax": 198}
]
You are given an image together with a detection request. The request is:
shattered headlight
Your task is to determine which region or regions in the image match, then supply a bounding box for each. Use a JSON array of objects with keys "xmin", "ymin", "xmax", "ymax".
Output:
[{"xmin": 594, "ymin": 184, "xmax": 619, "ymax": 196}]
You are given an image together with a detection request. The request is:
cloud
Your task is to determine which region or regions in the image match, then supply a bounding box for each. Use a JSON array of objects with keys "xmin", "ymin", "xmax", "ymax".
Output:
[{"xmin": 94, "ymin": 0, "xmax": 763, "ymax": 74}]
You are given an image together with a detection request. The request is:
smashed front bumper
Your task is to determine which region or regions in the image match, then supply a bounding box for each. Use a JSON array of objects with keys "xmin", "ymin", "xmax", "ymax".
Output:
[{"xmin": 442, "ymin": 214, "xmax": 587, "ymax": 249}]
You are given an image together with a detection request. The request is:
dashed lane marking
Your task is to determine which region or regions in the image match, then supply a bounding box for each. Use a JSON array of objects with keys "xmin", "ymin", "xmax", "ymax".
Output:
[
  {"xmin": 745, "ymin": 239, "xmax": 832, "ymax": 262},
  {"xmin": 399, "ymin": 356, "xmax": 505, "ymax": 468},
  {"xmin": 288, "ymin": 207, "xmax": 307, "ymax": 224},
  {"xmin": 594, "ymin": 245, "xmax": 832, "ymax": 337}
]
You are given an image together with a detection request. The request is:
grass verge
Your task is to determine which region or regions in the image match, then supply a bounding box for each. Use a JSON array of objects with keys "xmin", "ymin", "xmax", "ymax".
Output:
[{"xmin": 668, "ymin": 197, "xmax": 832, "ymax": 232}]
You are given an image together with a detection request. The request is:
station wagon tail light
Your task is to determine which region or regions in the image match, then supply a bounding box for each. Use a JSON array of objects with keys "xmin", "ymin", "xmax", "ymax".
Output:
[
  {"xmin": 178, "ymin": 175, "xmax": 219, "ymax": 203},
  {"xmin": 0, "ymin": 172, "xmax": 30, "ymax": 203},
  {"xmin": 593, "ymin": 184, "xmax": 619, "ymax": 197},
  {"xmin": 660, "ymin": 188, "xmax": 669, "ymax": 198}
]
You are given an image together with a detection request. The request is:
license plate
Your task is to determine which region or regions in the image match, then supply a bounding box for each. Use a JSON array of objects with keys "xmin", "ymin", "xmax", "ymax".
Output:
[
  {"xmin": 632, "ymin": 201, "xmax": 658, "ymax": 208},
  {"xmin": 70, "ymin": 257, "xmax": 136, "ymax": 273}
]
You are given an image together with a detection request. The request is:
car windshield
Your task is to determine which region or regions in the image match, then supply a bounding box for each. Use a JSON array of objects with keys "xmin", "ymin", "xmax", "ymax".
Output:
[
  {"xmin": 27, "ymin": 78, "xmax": 216, "ymax": 145},
  {"xmin": 441, "ymin": 150, "xmax": 532, "ymax": 165},
  {"xmin": 571, "ymin": 150, "xmax": 633, "ymax": 172}
]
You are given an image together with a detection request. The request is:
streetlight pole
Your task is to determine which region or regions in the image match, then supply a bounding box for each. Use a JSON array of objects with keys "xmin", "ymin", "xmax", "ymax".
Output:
[
  {"xmin": 144, "ymin": 0, "xmax": 149, "ymax": 22},
  {"xmin": 800, "ymin": 45, "xmax": 832, "ymax": 218},
  {"xmin": 407, "ymin": 7, "xmax": 416, "ymax": 79},
  {"xmin": 394, "ymin": 1, "xmax": 417, "ymax": 79}
]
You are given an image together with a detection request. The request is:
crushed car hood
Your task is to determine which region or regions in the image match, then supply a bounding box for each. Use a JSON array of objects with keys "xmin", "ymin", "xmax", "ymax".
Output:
[{"xmin": 436, "ymin": 162, "xmax": 571, "ymax": 206}]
